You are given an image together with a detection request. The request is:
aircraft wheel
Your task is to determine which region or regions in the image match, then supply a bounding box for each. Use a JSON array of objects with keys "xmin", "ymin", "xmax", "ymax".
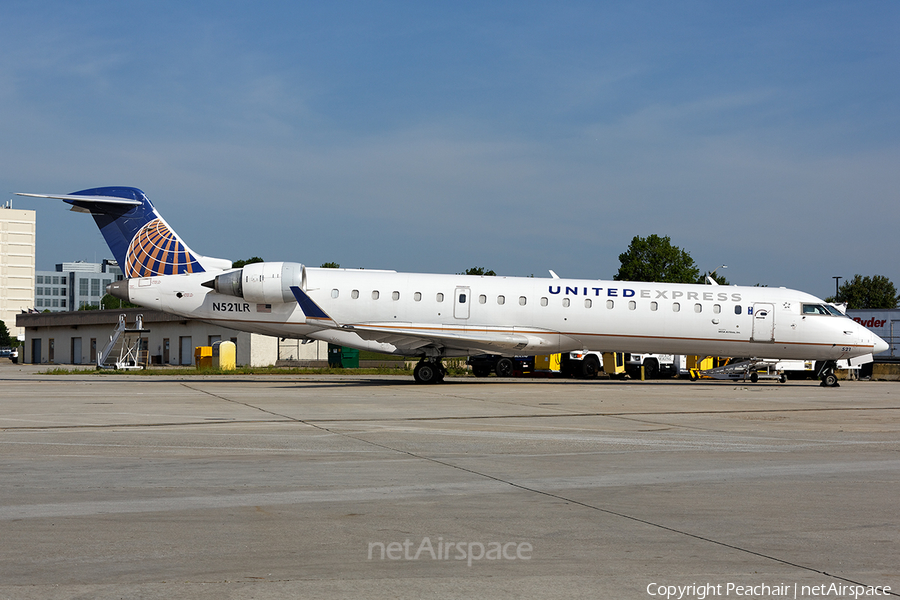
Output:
[
  {"xmin": 414, "ymin": 361, "xmax": 440, "ymax": 384},
  {"xmin": 495, "ymin": 358, "xmax": 514, "ymax": 378},
  {"xmin": 779, "ymin": 374, "xmax": 787, "ymax": 383},
  {"xmin": 643, "ymin": 359, "xmax": 659, "ymax": 380},
  {"xmin": 822, "ymin": 372, "xmax": 839, "ymax": 387}
]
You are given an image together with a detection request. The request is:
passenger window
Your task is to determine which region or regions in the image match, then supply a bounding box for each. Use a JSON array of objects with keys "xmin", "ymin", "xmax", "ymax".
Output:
[
  {"xmin": 562, "ymin": 298, "xmax": 570, "ymax": 307},
  {"xmin": 479, "ymin": 295, "xmax": 487, "ymax": 304},
  {"xmin": 497, "ymin": 295, "xmax": 505, "ymax": 305},
  {"xmin": 584, "ymin": 299, "xmax": 592, "ymax": 308},
  {"xmin": 331, "ymin": 289, "xmax": 339, "ymax": 298},
  {"xmin": 414, "ymin": 292, "xmax": 422, "ymax": 301},
  {"xmin": 628, "ymin": 301, "xmax": 636, "ymax": 310},
  {"xmin": 351, "ymin": 289, "xmax": 359, "ymax": 299},
  {"xmin": 372, "ymin": 291, "xmax": 380, "ymax": 300},
  {"xmin": 606, "ymin": 300, "xmax": 614, "ymax": 309},
  {"xmin": 540, "ymin": 297, "xmax": 548, "ymax": 306},
  {"xmin": 459, "ymin": 293, "xmax": 467, "ymax": 303},
  {"xmin": 734, "ymin": 305, "xmax": 741, "ymax": 315},
  {"xmin": 650, "ymin": 302, "xmax": 658, "ymax": 311},
  {"xmin": 694, "ymin": 303, "xmax": 702, "ymax": 313},
  {"xmin": 713, "ymin": 304, "xmax": 720, "ymax": 313},
  {"xmin": 392, "ymin": 291, "xmax": 400, "ymax": 301},
  {"xmin": 673, "ymin": 302, "xmax": 680, "ymax": 312},
  {"xmin": 518, "ymin": 296, "xmax": 526, "ymax": 306},
  {"xmin": 436, "ymin": 293, "xmax": 444, "ymax": 302}
]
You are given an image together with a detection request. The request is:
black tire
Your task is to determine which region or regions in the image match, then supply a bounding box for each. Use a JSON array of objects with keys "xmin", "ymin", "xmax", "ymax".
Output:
[
  {"xmin": 414, "ymin": 361, "xmax": 439, "ymax": 384},
  {"xmin": 495, "ymin": 358, "xmax": 514, "ymax": 378},
  {"xmin": 779, "ymin": 374, "xmax": 787, "ymax": 384},
  {"xmin": 472, "ymin": 365, "xmax": 491, "ymax": 377},
  {"xmin": 750, "ymin": 372, "xmax": 759, "ymax": 383},
  {"xmin": 643, "ymin": 359, "xmax": 659, "ymax": 380},
  {"xmin": 823, "ymin": 373, "xmax": 838, "ymax": 387},
  {"xmin": 581, "ymin": 355, "xmax": 600, "ymax": 378}
]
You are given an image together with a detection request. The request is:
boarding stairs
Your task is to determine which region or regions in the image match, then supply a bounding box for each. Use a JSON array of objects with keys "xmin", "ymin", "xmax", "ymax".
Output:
[
  {"xmin": 97, "ymin": 314, "xmax": 150, "ymax": 370},
  {"xmin": 689, "ymin": 357, "xmax": 787, "ymax": 383}
]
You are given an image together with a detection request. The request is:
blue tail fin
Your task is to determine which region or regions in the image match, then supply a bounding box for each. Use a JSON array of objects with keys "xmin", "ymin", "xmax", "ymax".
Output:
[{"xmin": 20, "ymin": 187, "xmax": 222, "ymax": 278}]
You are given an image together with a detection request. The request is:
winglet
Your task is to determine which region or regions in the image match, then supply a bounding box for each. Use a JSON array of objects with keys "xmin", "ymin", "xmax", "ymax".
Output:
[{"xmin": 289, "ymin": 286, "xmax": 335, "ymax": 323}]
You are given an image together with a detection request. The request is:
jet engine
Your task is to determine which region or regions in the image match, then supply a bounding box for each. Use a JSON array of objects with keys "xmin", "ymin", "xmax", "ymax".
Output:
[{"xmin": 205, "ymin": 261, "xmax": 306, "ymax": 304}]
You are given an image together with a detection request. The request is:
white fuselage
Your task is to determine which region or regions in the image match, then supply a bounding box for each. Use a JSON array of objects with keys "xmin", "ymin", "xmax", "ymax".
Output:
[{"xmin": 117, "ymin": 267, "xmax": 885, "ymax": 362}]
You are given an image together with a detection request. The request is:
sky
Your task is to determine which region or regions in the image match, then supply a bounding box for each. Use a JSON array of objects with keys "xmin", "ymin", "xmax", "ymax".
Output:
[{"xmin": 2, "ymin": 1, "xmax": 898, "ymax": 299}]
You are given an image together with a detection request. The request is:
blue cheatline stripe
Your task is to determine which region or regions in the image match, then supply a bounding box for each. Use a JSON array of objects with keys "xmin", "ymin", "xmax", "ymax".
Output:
[{"xmin": 289, "ymin": 286, "xmax": 332, "ymax": 320}]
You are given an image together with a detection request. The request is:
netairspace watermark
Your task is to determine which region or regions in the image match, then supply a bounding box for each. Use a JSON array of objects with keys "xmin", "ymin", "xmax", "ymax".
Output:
[
  {"xmin": 646, "ymin": 582, "xmax": 893, "ymax": 600},
  {"xmin": 368, "ymin": 537, "xmax": 532, "ymax": 567}
]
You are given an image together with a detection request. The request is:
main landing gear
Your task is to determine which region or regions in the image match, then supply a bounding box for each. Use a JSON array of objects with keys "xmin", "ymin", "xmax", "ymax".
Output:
[
  {"xmin": 413, "ymin": 358, "xmax": 446, "ymax": 384},
  {"xmin": 816, "ymin": 360, "xmax": 840, "ymax": 387}
]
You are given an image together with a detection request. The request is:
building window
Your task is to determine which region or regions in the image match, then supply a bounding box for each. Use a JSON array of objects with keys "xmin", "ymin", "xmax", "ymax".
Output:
[
  {"xmin": 351, "ymin": 290, "xmax": 359, "ymax": 299},
  {"xmin": 36, "ymin": 276, "xmax": 43, "ymax": 284},
  {"xmin": 60, "ymin": 288, "xmax": 66, "ymax": 296},
  {"xmin": 392, "ymin": 291, "xmax": 400, "ymax": 301},
  {"xmin": 36, "ymin": 299, "xmax": 43, "ymax": 307},
  {"xmin": 584, "ymin": 299, "xmax": 592, "ymax": 308},
  {"xmin": 53, "ymin": 276, "xmax": 60, "ymax": 285},
  {"xmin": 61, "ymin": 299, "xmax": 66, "ymax": 308},
  {"xmin": 80, "ymin": 279, "xmax": 89, "ymax": 296},
  {"xmin": 52, "ymin": 299, "xmax": 59, "ymax": 307},
  {"xmin": 91, "ymin": 279, "xmax": 101, "ymax": 297},
  {"xmin": 36, "ymin": 287, "xmax": 42, "ymax": 295}
]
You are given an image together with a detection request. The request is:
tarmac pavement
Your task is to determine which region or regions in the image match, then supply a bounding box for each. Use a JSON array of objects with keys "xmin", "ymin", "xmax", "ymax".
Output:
[{"xmin": 1, "ymin": 362, "xmax": 898, "ymax": 599}]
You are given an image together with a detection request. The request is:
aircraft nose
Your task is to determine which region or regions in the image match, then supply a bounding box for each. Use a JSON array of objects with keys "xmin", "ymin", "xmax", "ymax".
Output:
[{"xmin": 873, "ymin": 334, "xmax": 889, "ymax": 355}]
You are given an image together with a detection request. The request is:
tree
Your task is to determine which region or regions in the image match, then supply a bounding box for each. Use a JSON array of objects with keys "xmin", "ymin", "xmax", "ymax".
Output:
[
  {"xmin": 614, "ymin": 235, "xmax": 700, "ymax": 283},
  {"xmin": 0, "ymin": 320, "xmax": 11, "ymax": 348},
  {"xmin": 99, "ymin": 293, "xmax": 139, "ymax": 310},
  {"xmin": 465, "ymin": 267, "xmax": 496, "ymax": 276},
  {"xmin": 825, "ymin": 275, "xmax": 898, "ymax": 309},
  {"xmin": 232, "ymin": 257, "xmax": 264, "ymax": 268},
  {"xmin": 320, "ymin": 262, "xmax": 340, "ymax": 269}
]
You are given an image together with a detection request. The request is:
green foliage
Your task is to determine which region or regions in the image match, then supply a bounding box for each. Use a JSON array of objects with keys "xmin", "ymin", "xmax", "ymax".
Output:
[
  {"xmin": 825, "ymin": 274, "xmax": 898, "ymax": 309},
  {"xmin": 232, "ymin": 256, "xmax": 264, "ymax": 268},
  {"xmin": 100, "ymin": 293, "xmax": 139, "ymax": 310},
  {"xmin": 320, "ymin": 262, "xmax": 341, "ymax": 269},
  {"xmin": 614, "ymin": 234, "xmax": 700, "ymax": 283},
  {"xmin": 77, "ymin": 303, "xmax": 99, "ymax": 311},
  {"xmin": 465, "ymin": 267, "xmax": 496, "ymax": 276},
  {"xmin": 0, "ymin": 320, "xmax": 11, "ymax": 347}
]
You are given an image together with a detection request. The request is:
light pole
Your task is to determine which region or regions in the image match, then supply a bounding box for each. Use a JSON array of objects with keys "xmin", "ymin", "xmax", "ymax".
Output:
[
  {"xmin": 833, "ymin": 276, "xmax": 842, "ymax": 298},
  {"xmin": 706, "ymin": 265, "xmax": 727, "ymax": 284}
]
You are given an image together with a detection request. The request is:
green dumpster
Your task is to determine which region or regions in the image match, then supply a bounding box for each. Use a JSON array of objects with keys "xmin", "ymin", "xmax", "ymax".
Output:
[{"xmin": 328, "ymin": 344, "xmax": 359, "ymax": 368}]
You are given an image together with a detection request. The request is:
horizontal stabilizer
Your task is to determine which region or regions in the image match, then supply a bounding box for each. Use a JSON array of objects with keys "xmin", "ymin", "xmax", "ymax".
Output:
[{"xmin": 17, "ymin": 193, "xmax": 142, "ymax": 209}]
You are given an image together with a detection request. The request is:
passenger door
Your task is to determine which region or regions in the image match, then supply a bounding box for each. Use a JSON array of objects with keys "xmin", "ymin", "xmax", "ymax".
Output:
[{"xmin": 751, "ymin": 303, "xmax": 775, "ymax": 342}]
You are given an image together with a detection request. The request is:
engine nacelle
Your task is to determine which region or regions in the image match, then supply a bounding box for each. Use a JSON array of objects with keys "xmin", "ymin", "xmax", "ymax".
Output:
[{"xmin": 210, "ymin": 261, "xmax": 306, "ymax": 304}]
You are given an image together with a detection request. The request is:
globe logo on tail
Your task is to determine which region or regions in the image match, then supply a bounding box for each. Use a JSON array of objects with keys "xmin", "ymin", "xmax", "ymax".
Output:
[{"xmin": 125, "ymin": 218, "xmax": 202, "ymax": 277}]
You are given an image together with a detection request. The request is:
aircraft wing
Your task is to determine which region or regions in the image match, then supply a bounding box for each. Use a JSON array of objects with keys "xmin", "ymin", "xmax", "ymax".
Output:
[{"xmin": 289, "ymin": 286, "xmax": 560, "ymax": 355}]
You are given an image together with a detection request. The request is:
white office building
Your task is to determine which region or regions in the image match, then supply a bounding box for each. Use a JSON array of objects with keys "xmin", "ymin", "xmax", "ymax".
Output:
[
  {"xmin": 35, "ymin": 260, "xmax": 124, "ymax": 312},
  {"xmin": 0, "ymin": 204, "xmax": 36, "ymax": 340}
]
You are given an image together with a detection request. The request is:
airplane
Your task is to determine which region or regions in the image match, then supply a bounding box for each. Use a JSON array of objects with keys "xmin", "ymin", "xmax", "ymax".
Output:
[{"xmin": 18, "ymin": 186, "xmax": 888, "ymax": 386}]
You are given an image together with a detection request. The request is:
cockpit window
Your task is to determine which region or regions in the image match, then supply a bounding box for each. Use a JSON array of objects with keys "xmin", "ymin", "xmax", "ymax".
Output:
[
  {"xmin": 825, "ymin": 305, "xmax": 845, "ymax": 316},
  {"xmin": 802, "ymin": 304, "xmax": 831, "ymax": 315}
]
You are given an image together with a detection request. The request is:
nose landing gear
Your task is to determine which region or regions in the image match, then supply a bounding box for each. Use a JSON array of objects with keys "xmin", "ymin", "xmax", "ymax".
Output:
[{"xmin": 816, "ymin": 360, "xmax": 840, "ymax": 387}]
